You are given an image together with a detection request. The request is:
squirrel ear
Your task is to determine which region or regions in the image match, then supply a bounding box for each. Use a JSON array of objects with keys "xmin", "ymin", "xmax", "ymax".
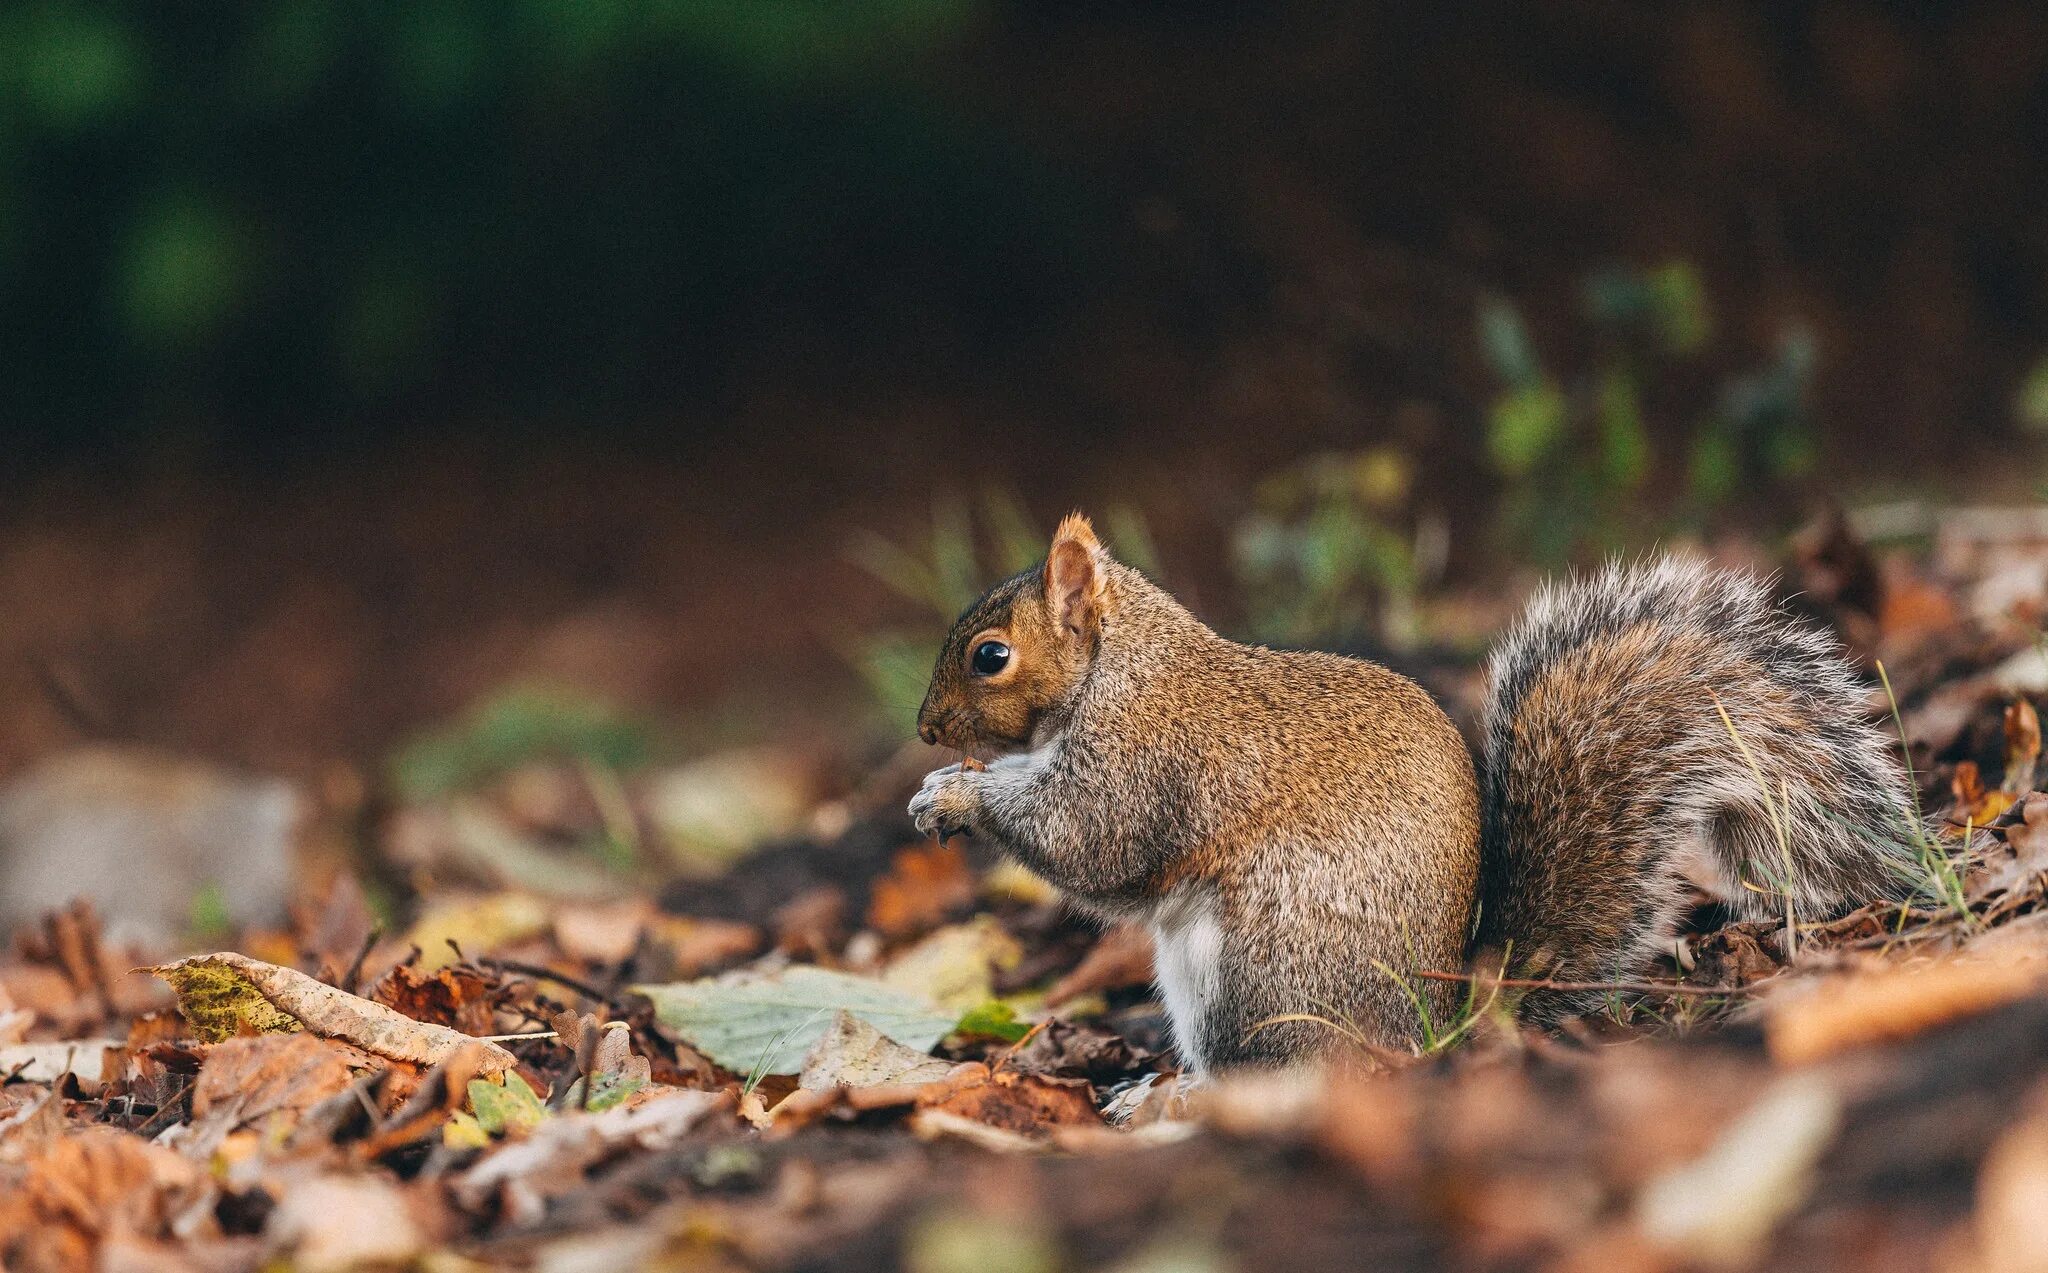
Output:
[{"xmin": 1044, "ymin": 512, "xmax": 1104, "ymax": 637}]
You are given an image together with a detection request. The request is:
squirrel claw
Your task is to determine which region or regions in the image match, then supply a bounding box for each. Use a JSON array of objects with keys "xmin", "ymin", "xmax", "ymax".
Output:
[{"xmin": 909, "ymin": 765, "xmax": 978, "ymax": 840}]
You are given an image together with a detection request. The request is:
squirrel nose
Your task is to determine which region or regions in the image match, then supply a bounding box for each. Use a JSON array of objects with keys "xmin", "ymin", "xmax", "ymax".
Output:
[{"xmin": 919, "ymin": 722, "xmax": 940, "ymax": 745}]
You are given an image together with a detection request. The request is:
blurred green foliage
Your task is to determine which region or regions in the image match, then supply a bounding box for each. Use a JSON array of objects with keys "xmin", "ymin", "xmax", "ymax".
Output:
[
  {"xmin": 1232, "ymin": 448, "xmax": 1428, "ymax": 650},
  {"xmin": 0, "ymin": 0, "xmax": 1135, "ymax": 449},
  {"xmin": 1480, "ymin": 261, "xmax": 1814, "ymax": 563},
  {"xmin": 391, "ymin": 683, "xmax": 656, "ymax": 799}
]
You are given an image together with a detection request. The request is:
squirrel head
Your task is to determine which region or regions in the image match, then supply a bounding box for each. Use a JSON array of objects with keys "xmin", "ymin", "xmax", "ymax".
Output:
[{"xmin": 916, "ymin": 512, "xmax": 1109, "ymax": 757}]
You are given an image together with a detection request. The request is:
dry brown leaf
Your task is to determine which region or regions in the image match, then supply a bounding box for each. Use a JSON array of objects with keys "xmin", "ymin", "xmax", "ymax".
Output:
[
  {"xmin": 772, "ymin": 886, "xmax": 848, "ymax": 960},
  {"xmin": 190, "ymin": 1034, "xmax": 372, "ymax": 1134},
  {"xmin": 366, "ymin": 963, "xmax": 498, "ymax": 1036},
  {"xmin": 1767, "ymin": 958, "xmax": 2045, "ymax": 1065},
  {"xmin": 1954, "ymin": 761, "xmax": 2015, "ymax": 826},
  {"xmin": 868, "ymin": 841, "xmax": 975, "ymax": 939},
  {"xmin": 148, "ymin": 953, "xmax": 515, "ymax": 1073},
  {"xmin": 0, "ymin": 1127, "xmax": 208, "ymax": 1271},
  {"xmin": 916, "ymin": 1065, "xmax": 1099, "ymax": 1139},
  {"xmin": 1045, "ymin": 924, "xmax": 1156, "ymax": 1007}
]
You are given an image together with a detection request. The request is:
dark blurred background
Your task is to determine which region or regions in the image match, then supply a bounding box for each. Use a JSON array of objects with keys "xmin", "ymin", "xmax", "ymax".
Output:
[{"xmin": 6, "ymin": 0, "xmax": 2048, "ymax": 779}]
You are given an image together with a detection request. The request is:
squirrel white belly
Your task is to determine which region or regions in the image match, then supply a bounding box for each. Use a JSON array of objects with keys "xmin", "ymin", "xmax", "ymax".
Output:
[{"xmin": 909, "ymin": 514, "xmax": 1918, "ymax": 1072}]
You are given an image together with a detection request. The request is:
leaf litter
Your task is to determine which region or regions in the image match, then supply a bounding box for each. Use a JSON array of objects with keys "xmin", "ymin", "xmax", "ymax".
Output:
[{"xmin": 9, "ymin": 514, "xmax": 2048, "ymax": 1270}]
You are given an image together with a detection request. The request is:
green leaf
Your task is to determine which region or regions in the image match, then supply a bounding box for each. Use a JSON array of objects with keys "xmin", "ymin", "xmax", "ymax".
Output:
[
  {"xmin": 561, "ymin": 1070, "xmax": 646, "ymax": 1113},
  {"xmin": 634, "ymin": 966, "xmax": 956, "ymax": 1078},
  {"xmin": 467, "ymin": 1070, "xmax": 548, "ymax": 1136},
  {"xmin": 1596, "ymin": 366, "xmax": 1650, "ymax": 490},
  {"xmin": 1646, "ymin": 261, "xmax": 1712, "ymax": 356},
  {"xmin": 117, "ymin": 191, "xmax": 244, "ymax": 347},
  {"xmin": 952, "ymin": 1000, "xmax": 1030, "ymax": 1043}
]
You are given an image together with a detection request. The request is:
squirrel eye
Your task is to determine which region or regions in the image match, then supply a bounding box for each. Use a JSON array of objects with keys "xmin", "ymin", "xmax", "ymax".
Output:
[{"xmin": 971, "ymin": 640, "xmax": 1011, "ymax": 676}]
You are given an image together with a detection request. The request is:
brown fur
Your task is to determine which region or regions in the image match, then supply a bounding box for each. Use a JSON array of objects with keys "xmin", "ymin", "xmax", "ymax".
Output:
[{"xmin": 911, "ymin": 529, "xmax": 1916, "ymax": 1069}]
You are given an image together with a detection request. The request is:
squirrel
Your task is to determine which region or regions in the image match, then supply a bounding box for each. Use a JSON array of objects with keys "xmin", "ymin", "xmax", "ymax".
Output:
[{"xmin": 908, "ymin": 513, "xmax": 1920, "ymax": 1073}]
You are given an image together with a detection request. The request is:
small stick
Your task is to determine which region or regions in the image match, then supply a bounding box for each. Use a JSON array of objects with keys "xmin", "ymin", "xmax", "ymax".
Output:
[
  {"xmin": 483, "ymin": 958, "xmax": 622, "ymax": 1008},
  {"xmin": 1411, "ymin": 969, "xmax": 1764, "ymax": 998}
]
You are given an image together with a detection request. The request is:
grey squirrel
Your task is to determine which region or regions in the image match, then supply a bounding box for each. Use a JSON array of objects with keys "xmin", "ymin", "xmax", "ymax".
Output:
[{"xmin": 909, "ymin": 514, "xmax": 1919, "ymax": 1073}]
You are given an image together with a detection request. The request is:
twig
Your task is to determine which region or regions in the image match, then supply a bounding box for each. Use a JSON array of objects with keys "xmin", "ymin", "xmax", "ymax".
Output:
[
  {"xmin": 132, "ymin": 1082, "xmax": 194, "ymax": 1138},
  {"xmin": 1411, "ymin": 970, "xmax": 1763, "ymax": 998},
  {"xmin": 989, "ymin": 1018, "xmax": 1051, "ymax": 1076},
  {"xmin": 482, "ymin": 958, "xmax": 622, "ymax": 1008}
]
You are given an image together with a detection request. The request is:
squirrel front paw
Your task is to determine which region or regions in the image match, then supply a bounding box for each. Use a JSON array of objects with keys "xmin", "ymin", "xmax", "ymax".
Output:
[{"xmin": 908, "ymin": 764, "xmax": 981, "ymax": 840}]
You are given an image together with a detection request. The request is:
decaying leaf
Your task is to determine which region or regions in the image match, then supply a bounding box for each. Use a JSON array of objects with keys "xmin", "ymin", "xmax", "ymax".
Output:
[
  {"xmin": 148, "ymin": 953, "xmax": 515, "ymax": 1072},
  {"xmin": 453, "ymin": 1088, "xmax": 730, "ymax": 1225},
  {"xmin": 635, "ymin": 965, "xmax": 955, "ymax": 1077},
  {"xmin": 799, "ymin": 1010, "xmax": 956, "ymax": 1092},
  {"xmin": 367, "ymin": 962, "xmax": 498, "ymax": 1035},
  {"xmin": 190, "ymin": 1033, "xmax": 370, "ymax": 1132},
  {"xmin": 467, "ymin": 1070, "xmax": 549, "ymax": 1137}
]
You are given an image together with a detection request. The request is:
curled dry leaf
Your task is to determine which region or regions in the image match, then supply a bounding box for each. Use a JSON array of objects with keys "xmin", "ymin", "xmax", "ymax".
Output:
[
  {"xmin": 147, "ymin": 953, "xmax": 515, "ymax": 1073},
  {"xmin": 366, "ymin": 962, "xmax": 498, "ymax": 1036}
]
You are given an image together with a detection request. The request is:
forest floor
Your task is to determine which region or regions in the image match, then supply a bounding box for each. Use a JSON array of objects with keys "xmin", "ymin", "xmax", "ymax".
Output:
[{"xmin": 6, "ymin": 509, "xmax": 2048, "ymax": 1272}]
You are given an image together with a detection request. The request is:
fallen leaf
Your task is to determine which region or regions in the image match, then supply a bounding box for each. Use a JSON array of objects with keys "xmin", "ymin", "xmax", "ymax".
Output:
[
  {"xmin": 868, "ymin": 841, "xmax": 975, "ymax": 939},
  {"xmin": 953, "ymin": 1000, "xmax": 1032, "ymax": 1044},
  {"xmin": 799, "ymin": 1010, "xmax": 954, "ymax": 1092},
  {"xmin": 0, "ymin": 1127, "xmax": 207, "ymax": 1270},
  {"xmin": 453, "ymin": 1088, "xmax": 730, "ymax": 1225},
  {"xmin": 366, "ymin": 962, "xmax": 498, "ymax": 1036},
  {"xmin": 883, "ymin": 916, "xmax": 1022, "ymax": 1012},
  {"xmin": 1954, "ymin": 760, "xmax": 2015, "ymax": 826},
  {"xmin": 466, "ymin": 1070, "xmax": 549, "ymax": 1136},
  {"xmin": 1767, "ymin": 958, "xmax": 2045, "ymax": 1065},
  {"xmin": 191, "ymin": 1033, "xmax": 369, "ymax": 1133},
  {"xmin": 148, "ymin": 953, "xmax": 515, "ymax": 1072},
  {"xmin": 636, "ymin": 965, "xmax": 956, "ymax": 1077},
  {"xmin": 401, "ymin": 891, "xmax": 552, "ymax": 972},
  {"xmin": 263, "ymin": 1173, "xmax": 427, "ymax": 1273},
  {"xmin": 773, "ymin": 887, "xmax": 848, "ymax": 960},
  {"xmin": 554, "ymin": 898, "xmax": 653, "ymax": 965},
  {"xmin": 917, "ymin": 1065, "xmax": 1099, "ymax": 1139},
  {"xmin": 1010, "ymin": 1019, "xmax": 1155, "ymax": 1083}
]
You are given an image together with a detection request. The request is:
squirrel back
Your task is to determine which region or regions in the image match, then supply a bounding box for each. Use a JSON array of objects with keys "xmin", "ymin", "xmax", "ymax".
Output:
[{"xmin": 1477, "ymin": 557, "xmax": 1919, "ymax": 1019}]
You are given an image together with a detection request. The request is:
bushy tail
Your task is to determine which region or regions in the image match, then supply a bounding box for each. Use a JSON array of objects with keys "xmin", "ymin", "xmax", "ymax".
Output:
[{"xmin": 1476, "ymin": 557, "xmax": 1921, "ymax": 1018}]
